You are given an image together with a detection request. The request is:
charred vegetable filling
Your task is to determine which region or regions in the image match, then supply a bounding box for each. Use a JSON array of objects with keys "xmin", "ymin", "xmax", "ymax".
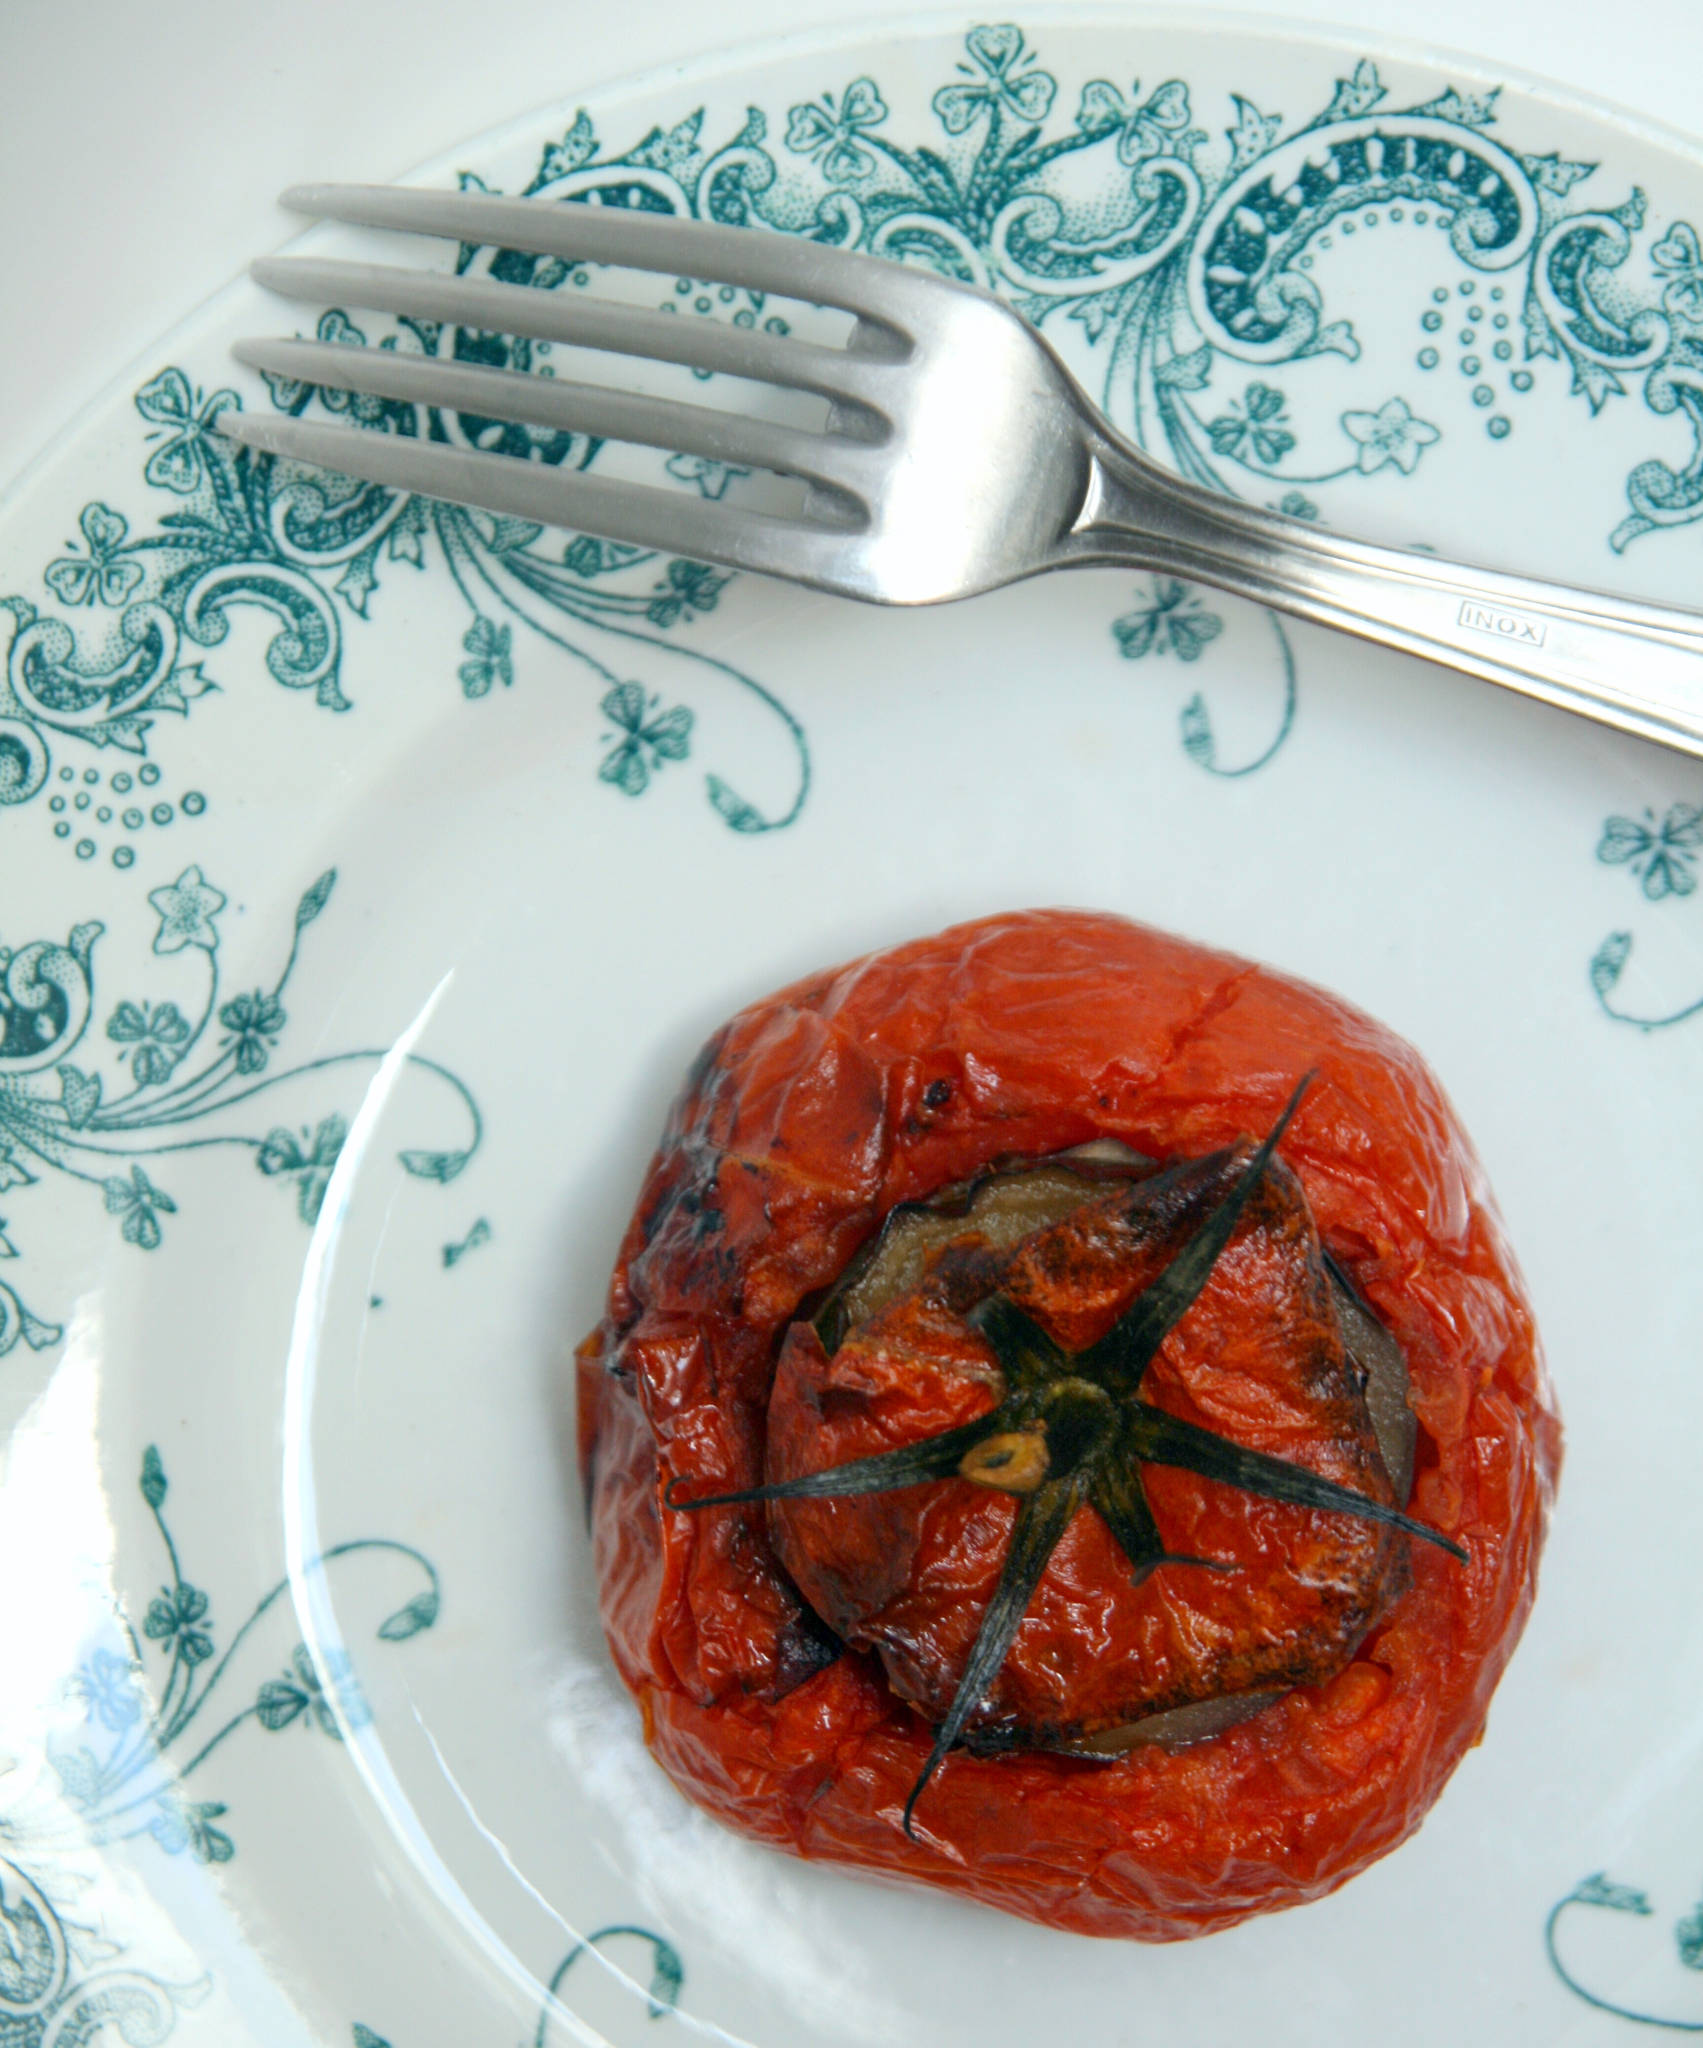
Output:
[{"xmin": 670, "ymin": 1081, "xmax": 1459, "ymax": 1830}]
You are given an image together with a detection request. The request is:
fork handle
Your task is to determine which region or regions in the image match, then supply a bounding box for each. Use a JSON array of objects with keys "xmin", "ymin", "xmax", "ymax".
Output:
[{"xmin": 1070, "ymin": 429, "xmax": 1703, "ymax": 761}]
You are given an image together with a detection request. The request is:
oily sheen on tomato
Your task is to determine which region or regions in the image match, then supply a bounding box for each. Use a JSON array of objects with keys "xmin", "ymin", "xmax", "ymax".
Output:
[{"xmin": 575, "ymin": 910, "xmax": 1559, "ymax": 1940}]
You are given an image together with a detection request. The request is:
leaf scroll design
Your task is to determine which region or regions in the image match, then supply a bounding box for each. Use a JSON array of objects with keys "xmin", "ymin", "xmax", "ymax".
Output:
[{"xmin": 0, "ymin": 863, "xmax": 482, "ymax": 1362}]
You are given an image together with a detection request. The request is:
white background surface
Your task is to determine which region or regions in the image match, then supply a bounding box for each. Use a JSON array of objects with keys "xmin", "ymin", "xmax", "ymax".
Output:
[{"xmin": 2, "ymin": 0, "xmax": 1700, "ymax": 497}]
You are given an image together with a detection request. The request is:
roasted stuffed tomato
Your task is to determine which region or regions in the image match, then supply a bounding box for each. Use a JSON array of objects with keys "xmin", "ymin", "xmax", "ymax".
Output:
[{"xmin": 575, "ymin": 910, "xmax": 1559, "ymax": 1940}]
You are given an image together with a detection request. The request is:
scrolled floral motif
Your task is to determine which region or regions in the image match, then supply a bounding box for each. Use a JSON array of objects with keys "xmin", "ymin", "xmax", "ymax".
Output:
[
  {"xmin": 598, "ymin": 682, "xmax": 693, "ymax": 796},
  {"xmin": 135, "ymin": 369, "xmax": 240, "ymax": 496},
  {"xmin": 4, "ymin": 596, "xmax": 198, "ymax": 756},
  {"xmin": 0, "ymin": 1441, "xmax": 445, "ymax": 2047},
  {"xmin": 1598, "ymin": 803, "xmax": 1702, "ymax": 900},
  {"xmin": 457, "ymin": 616, "xmax": 513, "ymax": 700},
  {"xmin": 1654, "ymin": 223, "xmax": 1703, "ymax": 328},
  {"xmin": 6, "ymin": 31, "xmax": 1698, "ymax": 828},
  {"xmin": 2, "ymin": 30, "xmax": 1700, "ymax": 2041},
  {"xmin": 2, "ymin": 299, "xmax": 806, "ymax": 831},
  {"xmin": 45, "ymin": 504, "xmax": 145, "ymax": 611},
  {"xmin": 352, "ymin": 1924, "xmax": 686, "ymax": 2047},
  {"xmin": 215, "ymin": 990, "xmax": 285, "ymax": 1075},
  {"xmin": 1547, "ymin": 1872, "xmax": 1703, "ymax": 2031},
  {"xmin": 0, "ymin": 713, "xmax": 49, "ymax": 805},
  {"xmin": 1112, "ymin": 577, "xmax": 1223, "ymax": 662},
  {"xmin": 933, "ymin": 24, "xmax": 1056, "ymax": 133},
  {"xmin": 1184, "ymin": 107, "xmax": 1542, "ymax": 369},
  {"xmin": 108, "ymin": 999, "xmax": 193, "ymax": 1086},
  {"xmin": 0, "ymin": 1853, "xmax": 210, "ymax": 2045},
  {"xmin": 1206, "ymin": 382, "xmax": 1295, "ymax": 467},
  {"xmin": 1589, "ymin": 798, "xmax": 1703, "ymax": 1031},
  {"xmin": 0, "ymin": 924, "xmax": 98, "ymax": 1073},
  {"xmin": 1110, "ymin": 578, "xmax": 1297, "ymax": 778},
  {"xmin": 1075, "ymin": 75, "xmax": 1203, "ymax": 166},
  {"xmin": 784, "ymin": 77, "xmax": 889, "ymax": 184},
  {"xmin": 0, "ymin": 863, "xmax": 481, "ymax": 1361},
  {"xmin": 1340, "ymin": 396, "xmax": 1442, "ymax": 475},
  {"xmin": 33, "ymin": 1446, "xmax": 443, "ymax": 1867}
]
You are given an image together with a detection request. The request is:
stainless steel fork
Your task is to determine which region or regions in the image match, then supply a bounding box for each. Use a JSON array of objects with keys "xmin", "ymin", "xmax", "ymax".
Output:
[{"xmin": 222, "ymin": 184, "xmax": 1703, "ymax": 759}]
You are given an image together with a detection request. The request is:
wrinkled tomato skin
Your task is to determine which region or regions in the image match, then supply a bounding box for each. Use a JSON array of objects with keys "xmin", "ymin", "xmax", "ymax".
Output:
[
  {"xmin": 576, "ymin": 910, "xmax": 1561, "ymax": 1940},
  {"xmin": 766, "ymin": 1160, "xmax": 1410, "ymax": 1742}
]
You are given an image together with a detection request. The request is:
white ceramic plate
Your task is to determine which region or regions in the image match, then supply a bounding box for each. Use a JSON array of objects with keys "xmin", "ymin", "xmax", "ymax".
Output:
[{"xmin": 4, "ymin": 11, "xmax": 1703, "ymax": 2045}]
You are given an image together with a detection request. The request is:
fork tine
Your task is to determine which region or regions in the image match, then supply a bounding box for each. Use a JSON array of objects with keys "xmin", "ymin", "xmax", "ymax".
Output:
[
  {"xmin": 249, "ymin": 255, "xmax": 898, "ymax": 407},
  {"xmin": 231, "ymin": 337, "xmax": 875, "ymax": 501},
  {"xmin": 280, "ymin": 182, "xmax": 942, "ymax": 334},
  {"xmin": 214, "ymin": 411, "xmax": 863, "ymax": 590}
]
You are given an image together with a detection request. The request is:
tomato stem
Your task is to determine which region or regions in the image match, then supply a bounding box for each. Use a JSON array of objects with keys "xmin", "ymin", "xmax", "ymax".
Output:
[{"xmin": 666, "ymin": 1072, "xmax": 1464, "ymax": 1832}]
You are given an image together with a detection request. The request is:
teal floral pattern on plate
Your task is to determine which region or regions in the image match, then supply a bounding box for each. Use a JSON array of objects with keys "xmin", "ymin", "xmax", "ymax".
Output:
[
  {"xmin": 1590, "ymin": 798, "xmax": 1703, "ymax": 1029},
  {"xmin": 1547, "ymin": 1874, "xmax": 1703, "ymax": 2031},
  {"xmin": 0, "ymin": 1447, "xmax": 440, "ymax": 2045},
  {"xmin": 741, "ymin": 31, "xmax": 1697, "ymax": 538},
  {"xmin": 41, "ymin": 1448, "xmax": 439, "ymax": 1864},
  {"xmin": 3, "ymin": 18, "xmax": 1702, "ymax": 2048},
  {"xmin": 218, "ymin": 32, "xmax": 1703, "ymax": 790},
  {"xmin": 0, "ymin": 863, "xmax": 480, "ymax": 1360},
  {"xmin": 442, "ymin": 1216, "xmax": 491, "ymax": 1267},
  {"xmin": 0, "ymin": 1853, "xmax": 211, "ymax": 2048},
  {"xmin": 0, "ymin": 353, "xmax": 806, "ymax": 842},
  {"xmin": 353, "ymin": 1928, "xmax": 684, "ymax": 2047},
  {"xmin": 0, "ymin": 1440, "xmax": 686, "ymax": 2048},
  {"xmin": 3, "ymin": 30, "xmax": 1698, "ymax": 834},
  {"xmin": 1110, "ymin": 576, "xmax": 1297, "ymax": 774}
]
